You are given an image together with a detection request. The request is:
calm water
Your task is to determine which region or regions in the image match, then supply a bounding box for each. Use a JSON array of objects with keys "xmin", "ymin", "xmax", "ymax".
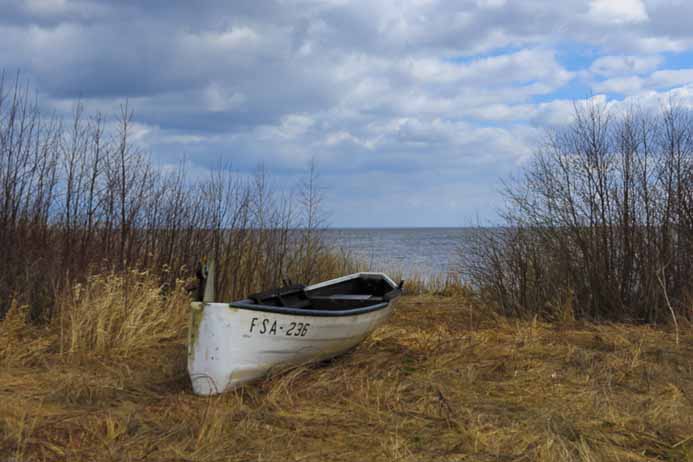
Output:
[{"xmin": 322, "ymin": 227, "xmax": 480, "ymax": 279}]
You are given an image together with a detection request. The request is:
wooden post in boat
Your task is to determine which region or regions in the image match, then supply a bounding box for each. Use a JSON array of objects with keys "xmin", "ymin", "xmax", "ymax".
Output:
[
  {"xmin": 203, "ymin": 259, "xmax": 215, "ymax": 302},
  {"xmin": 195, "ymin": 257, "xmax": 216, "ymax": 302}
]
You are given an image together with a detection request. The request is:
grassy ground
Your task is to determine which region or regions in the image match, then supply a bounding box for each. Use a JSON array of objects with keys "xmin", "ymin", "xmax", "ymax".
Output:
[{"xmin": 1, "ymin": 276, "xmax": 691, "ymax": 461}]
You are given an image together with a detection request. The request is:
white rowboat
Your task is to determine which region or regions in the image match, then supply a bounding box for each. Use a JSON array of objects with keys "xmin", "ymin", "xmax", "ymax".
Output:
[{"xmin": 188, "ymin": 271, "xmax": 402, "ymax": 395}]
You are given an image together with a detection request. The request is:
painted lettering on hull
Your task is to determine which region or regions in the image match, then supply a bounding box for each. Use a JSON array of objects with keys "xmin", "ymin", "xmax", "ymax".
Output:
[{"xmin": 249, "ymin": 317, "xmax": 310, "ymax": 337}]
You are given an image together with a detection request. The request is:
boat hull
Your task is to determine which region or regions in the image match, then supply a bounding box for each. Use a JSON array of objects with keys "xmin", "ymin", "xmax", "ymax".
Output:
[{"xmin": 188, "ymin": 300, "xmax": 394, "ymax": 395}]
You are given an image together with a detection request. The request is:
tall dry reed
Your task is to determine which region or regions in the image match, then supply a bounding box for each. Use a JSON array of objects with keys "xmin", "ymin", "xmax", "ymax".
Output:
[{"xmin": 59, "ymin": 270, "xmax": 189, "ymax": 357}]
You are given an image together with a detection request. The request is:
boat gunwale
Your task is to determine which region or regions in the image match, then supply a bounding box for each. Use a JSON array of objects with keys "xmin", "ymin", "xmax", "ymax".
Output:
[
  {"xmin": 226, "ymin": 299, "xmax": 392, "ymax": 317},
  {"xmin": 303, "ymin": 271, "xmax": 399, "ymax": 292},
  {"xmin": 214, "ymin": 272, "xmax": 400, "ymax": 317}
]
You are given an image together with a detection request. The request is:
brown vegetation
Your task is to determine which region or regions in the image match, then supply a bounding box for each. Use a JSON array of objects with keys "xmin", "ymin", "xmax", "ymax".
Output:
[
  {"xmin": 465, "ymin": 100, "xmax": 693, "ymax": 323},
  {"xmin": 2, "ymin": 73, "xmax": 691, "ymax": 462},
  {"xmin": 392, "ymin": 271, "xmax": 469, "ymax": 297},
  {"xmin": 0, "ymin": 74, "xmax": 345, "ymax": 321},
  {"xmin": 1, "ymin": 273, "xmax": 691, "ymax": 461}
]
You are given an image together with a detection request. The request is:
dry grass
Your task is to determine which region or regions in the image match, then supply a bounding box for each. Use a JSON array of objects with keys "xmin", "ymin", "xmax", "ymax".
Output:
[
  {"xmin": 400, "ymin": 272, "xmax": 470, "ymax": 297},
  {"xmin": 58, "ymin": 270, "xmax": 189, "ymax": 358},
  {"xmin": 1, "ymin": 276, "xmax": 691, "ymax": 461}
]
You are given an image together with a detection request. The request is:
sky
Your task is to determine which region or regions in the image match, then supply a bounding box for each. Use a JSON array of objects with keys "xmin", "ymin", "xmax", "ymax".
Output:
[{"xmin": 3, "ymin": 0, "xmax": 693, "ymax": 227}]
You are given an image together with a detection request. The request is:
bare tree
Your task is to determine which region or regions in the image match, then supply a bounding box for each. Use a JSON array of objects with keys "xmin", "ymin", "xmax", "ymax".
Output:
[
  {"xmin": 0, "ymin": 74, "xmax": 349, "ymax": 321},
  {"xmin": 465, "ymin": 98, "xmax": 693, "ymax": 323}
]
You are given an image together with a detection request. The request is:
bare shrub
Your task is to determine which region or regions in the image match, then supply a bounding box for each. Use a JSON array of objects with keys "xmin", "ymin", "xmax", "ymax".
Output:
[
  {"xmin": 0, "ymin": 73, "xmax": 349, "ymax": 320},
  {"xmin": 465, "ymin": 99, "xmax": 693, "ymax": 322}
]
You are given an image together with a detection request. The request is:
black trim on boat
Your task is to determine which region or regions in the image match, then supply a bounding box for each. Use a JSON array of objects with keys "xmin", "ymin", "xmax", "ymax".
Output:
[
  {"xmin": 227, "ymin": 273, "xmax": 402, "ymax": 317},
  {"xmin": 229, "ymin": 299, "xmax": 392, "ymax": 317},
  {"xmin": 248, "ymin": 284, "xmax": 306, "ymax": 304}
]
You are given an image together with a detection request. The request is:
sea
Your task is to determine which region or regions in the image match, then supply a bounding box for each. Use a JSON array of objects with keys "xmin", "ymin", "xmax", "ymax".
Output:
[{"xmin": 321, "ymin": 227, "xmax": 482, "ymax": 280}]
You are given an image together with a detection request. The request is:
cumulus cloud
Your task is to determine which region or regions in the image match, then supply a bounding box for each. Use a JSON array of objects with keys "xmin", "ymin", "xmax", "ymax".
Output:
[
  {"xmin": 587, "ymin": 0, "xmax": 649, "ymax": 24},
  {"xmin": 4, "ymin": 0, "xmax": 693, "ymax": 225},
  {"xmin": 590, "ymin": 55, "xmax": 662, "ymax": 77},
  {"xmin": 593, "ymin": 76, "xmax": 645, "ymax": 94},
  {"xmin": 594, "ymin": 67, "xmax": 693, "ymax": 94},
  {"xmin": 406, "ymin": 49, "xmax": 573, "ymax": 87}
]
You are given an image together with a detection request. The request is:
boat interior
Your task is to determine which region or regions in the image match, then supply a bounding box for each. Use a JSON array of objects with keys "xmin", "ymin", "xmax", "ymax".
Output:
[{"xmin": 247, "ymin": 274, "xmax": 402, "ymax": 310}]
